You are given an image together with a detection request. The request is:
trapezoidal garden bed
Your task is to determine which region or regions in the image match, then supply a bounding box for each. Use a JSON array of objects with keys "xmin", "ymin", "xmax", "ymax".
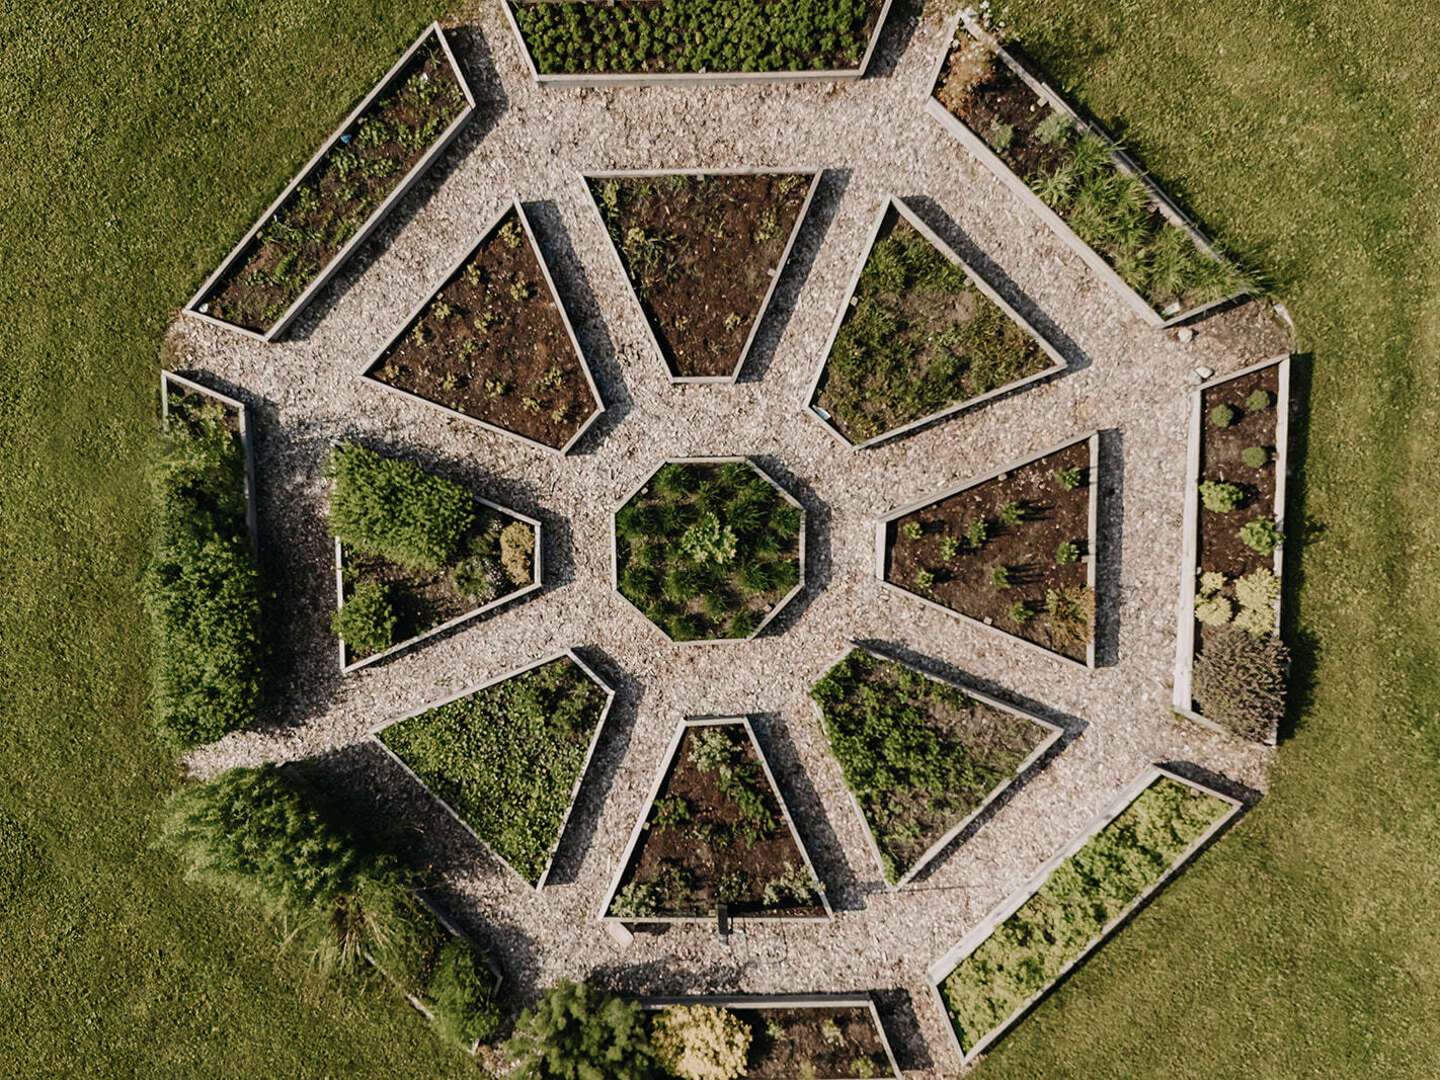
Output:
[
  {"xmin": 925, "ymin": 12, "xmax": 1246, "ymax": 328},
  {"xmin": 598, "ymin": 716, "xmax": 832, "ymax": 926},
  {"xmin": 583, "ymin": 168, "xmax": 820, "ymax": 382},
  {"xmin": 160, "ymin": 370, "xmax": 259, "ymax": 553},
  {"xmin": 637, "ymin": 994, "xmax": 902, "ymax": 1080},
  {"xmin": 810, "ymin": 644, "xmax": 1063, "ymax": 888},
  {"xmin": 877, "ymin": 432, "xmax": 1100, "ymax": 668},
  {"xmin": 185, "ymin": 24, "xmax": 475, "ymax": 341},
  {"xmin": 803, "ymin": 195, "xmax": 1066, "ymax": 449},
  {"xmin": 371, "ymin": 649, "xmax": 616, "ymax": 891},
  {"xmin": 500, "ymin": 0, "xmax": 896, "ymax": 86},
  {"xmin": 926, "ymin": 766, "xmax": 1241, "ymax": 1066},
  {"xmin": 360, "ymin": 198, "xmax": 604, "ymax": 455}
]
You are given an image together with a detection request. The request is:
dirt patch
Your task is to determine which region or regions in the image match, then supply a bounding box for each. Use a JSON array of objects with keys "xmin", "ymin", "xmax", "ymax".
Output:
[
  {"xmin": 741, "ymin": 1006, "xmax": 889, "ymax": 1079},
  {"xmin": 1198, "ymin": 366, "xmax": 1279, "ymax": 579},
  {"xmin": 591, "ymin": 173, "xmax": 811, "ymax": 378},
  {"xmin": 364, "ymin": 207, "xmax": 598, "ymax": 450},
  {"xmin": 885, "ymin": 440, "xmax": 1093, "ymax": 663}
]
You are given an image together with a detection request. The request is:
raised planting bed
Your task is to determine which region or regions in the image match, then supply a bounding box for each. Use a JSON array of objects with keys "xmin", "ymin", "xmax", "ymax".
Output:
[
  {"xmin": 599, "ymin": 717, "xmax": 831, "ymax": 924},
  {"xmin": 877, "ymin": 433, "xmax": 1099, "ymax": 667},
  {"xmin": 160, "ymin": 370, "xmax": 258, "ymax": 552},
  {"xmin": 927, "ymin": 767, "xmax": 1241, "ymax": 1066},
  {"xmin": 638, "ymin": 995, "xmax": 901, "ymax": 1080},
  {"xmin": 325, "ymin": 442, "xmax": 542, "ymax": 671},
  {"xmin": 585, "ymin": 169, "xmax": 820, "ymax": 382},
  {"xmin": 372, "ymin": 650, "xmax": 615, "ymax": 890},
  {"xmin": 502, "ymin": 0, "xmax": 895, "ymax": 86},
  {"xmin": 925, "ymin": 13, "xmax": 1247, "ymax": 327},
  {"xmin": 804, "ymin": 196, "xmax": 1066, "ymax": 448},
  {"xmin": 612, "ymin": 458, "xmax": 805, "ymax": 644},
  {"xmin": 810, "ymin": 645, "xmax": 1063, "ymax": 887},
  {"xmin": 1173, "ymin": 356, "xmax": 1292, "ymax": 743},
  {"xmin": 185, "ymin": 25, "xmax": 474, "ymax": 341},
  {"xmin": 360, "ymin": 199, "xmax": 603, "ymax": 454}
]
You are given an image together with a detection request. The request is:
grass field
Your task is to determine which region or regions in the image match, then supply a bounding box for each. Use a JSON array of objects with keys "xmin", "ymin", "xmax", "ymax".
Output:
[{"xmin": 1, "ymin": 1, "xmax": 1436, "ymax": 1077}]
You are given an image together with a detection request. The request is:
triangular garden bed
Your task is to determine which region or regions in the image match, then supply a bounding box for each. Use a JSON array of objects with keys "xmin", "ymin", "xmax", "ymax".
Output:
[
  {"xmin": 586, "ymin": 170, "xmax": 819, "ymax": 381},
  {"xmin": 372, "ymin": 650, "xmax": 615, "ymax": 890},
  {"xmin": 600, "ymin": 717, "xmax": 831, "ymax": 923},
  {"xmin": 806, "ymin": 196, "xmax": 1065, "ymax": 449},
  {"xmin": 878, "ymin": 433, "xmax": 1099, "ymax": 666},
  {"xmin": 361, "ymin": 199, "xmax": 603, "ymax": 454}
]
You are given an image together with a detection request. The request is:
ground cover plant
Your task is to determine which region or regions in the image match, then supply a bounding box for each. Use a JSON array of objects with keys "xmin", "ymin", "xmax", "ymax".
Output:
[
  {"xmin": 374, "ymin": 655, "xmax": 609, "ymax": 886},
  {"xmin": 589, "ymin": 171, "xmax": 811, "ymax": 379},
  {"xmin": 605, "ymin": 722, "xmax": 824, "ymax": 920},
  {"xmin": 325, "ymin": 442, "xmax": 537, "ymax": 666},
  {"xmin": 196, "ymin": 32, "xmax": 467, "ymax": 335},
  {"xmin": 810, "ymin": 648, "xmax": 1054, "ymax": 884},
  {"xmin": 363, "ymin": 205, "xmax": 598, "ymax": 451},
  {"xmin": 1187, "ymin": 364, "xmax": 1287, "ymax": 739},
  {"xmin": 158, "ymin": 763, "xmax": 500, "ymax": 1051},
  {"xmin": 811, "ymin": 205, "xmax": 1056, "ymax": 445},
  {"xmin": 614, "ymin": 460, "xmax": 802, "ymax": 642},
  {"xmin": 142, "ymin": 383, "xmax": 264, "ymax": 750},
  {"xmin": 510, "ymin": 0, "xmax": 887, "ymax": 76},
  {"xmin": 931, "ymin": 23, "xmax": 1246, "ymax": 319},
  {"xmin": 937, "ymin": 775, "xmax": 1232, "ymax": 1057},
  {"xmin": 884, "ymin": 439, "xmax": 1094, "ymax": 662},
  {"xmin": 650, "ymin": 1002, "xmax": 893, "ymax": 1080}
]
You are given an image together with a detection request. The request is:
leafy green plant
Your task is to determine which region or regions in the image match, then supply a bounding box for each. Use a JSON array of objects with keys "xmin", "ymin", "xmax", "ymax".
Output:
[
  {"xmin": 1008, "ymin": 601, "xmax": 1034, "ymax": 625},
  {"xmin": 651, "ymin": 1004, "xmax": 751, "ymax": 1080},
  {"xmin": 682, "ymin": 512, "xmax": 739, "ymax": 564},
  {"xmin": 940, "ymin": 535, "xmax": 961, "ymax": 560},
  {"xmin": 427, "ymin": 938, "xmax": 502, "ymax": 1049},
  {"xmin": 1194, "ymin": 589, "xmax": 1234, "ymax": 626},
  {"xmin": 989, "ymin": 564, "xmax": 1012, "ymax": 589},
  {"xmin": 1034, "ymin": 110, "xmax": 1073, "ymax": 144},
  {"xmin": 1055, "ymin": 540, "xmax": 1079, "ymax": 565},
  {"xmin": 915, "ymin": 567, "xmax": 936, "ymax": 590},
  {"xmin": 505, "ymin": 980, "xmax": 655, "ymax": 1080},
  {"xmin": 1239, "ymin": 516, "xmax": 1283, "ymax": 554},
  {"xmin": 1246, "ymin": 388, "xmax": 1272, "ymax": 411},
  {"xmin": 997, "ymin": 500, "xmax": 1025, "ymax": 525},
  {"xmin": 1242, "ymin": 445, "xmax": 1269, "ymax": 468},
  {"xmin": 1199, "ymin": 480, "xmax": 1244, "ymax": 513},
  {"xmin": 987, "ymin": 119, "xmax": 1015, "ymax": 152},
  {"xmin": 1210, "ymin": 403, "xmax": 1236, "ymax": 428},
  {"xmin": 1053, "ymin": 465, "xmax": 1082, "ymax": 491},
  {"xmin": 901, "ymin": 520, "xmax": 923, "ymax": 540},
  {"xmin": 331, "ymin": 580, "xmax": 396, "ymax": 655},
  {"xmin": 1193, "ymin": 626, "xmax": 1289, "ymax": 740},
  {"xmin": 966, "ymin": 518, "xmax": 989, "ymax": 547}
]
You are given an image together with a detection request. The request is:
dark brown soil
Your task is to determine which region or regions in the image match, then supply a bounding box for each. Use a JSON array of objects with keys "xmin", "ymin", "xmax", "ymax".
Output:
[
  {"xmin": 589, "ymin": 173, "xmax": 810, "ymax": 378},
  {"xmin": 1199, "ymin": 366, "xmax": 1279, "ymax": 580},
  {"xmin": 364, "ymin": 207, "xmax": 598, "ymax": 450},
  {"xmin": 610, "ymin": 724, "xmax": 824, "ymax": 919},
  {"xmin": 885, "ymin": 440, "xmax": 1093, "ymax": 662},
  {"xmin": 339, "ymin": 507, "xmax": 534, "ymax": 664},
  {"xmin": 201, "ymin": 39, "xmax": 467, "ymax": 334},
  {"xmin": 741, "ymin": 1006, "xmax": 889, "ymax": 1079}
]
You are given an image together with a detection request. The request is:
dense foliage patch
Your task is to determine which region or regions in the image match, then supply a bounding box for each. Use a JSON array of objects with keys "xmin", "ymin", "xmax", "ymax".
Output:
[
  {"xmin": 375, "ymin": 656, "xmax": 608, "ymax": 884},
  {"xmin": 938, "ymin": 776, "xmax": 1231, "ymax": 1053},
  {"xmin": 141, "ymin": 393, "xmax": 264, "ymax": 750},
  {"xmin": 505, "ymin": 980, "xmax": 655, "ymax": 1080}
]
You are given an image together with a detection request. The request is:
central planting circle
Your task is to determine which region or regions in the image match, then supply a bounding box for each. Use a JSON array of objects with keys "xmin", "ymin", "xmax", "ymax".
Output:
[{"xmin": 612, "ymin": 457, "xmax": 805, "ymax": 643}]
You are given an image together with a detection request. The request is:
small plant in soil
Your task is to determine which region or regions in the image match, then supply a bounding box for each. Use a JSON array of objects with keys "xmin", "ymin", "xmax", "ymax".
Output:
[
  {"xmin": 885, "ymin": 439, "xmax": 1094, "ymax": 661},
  {"xmin": 604, "ymin": 722, "xmax": 823, "ymax": 919},
  {"xmin": 614, "ymin": 460, "xmax": 803, "ymax": 642},
  {"xmin": 198, "ymin": 38, "xmax": 467, "ymax": 334},
  {"xmin": 1199, "ymin": 479, "xmax": 1244, "ymax": 513},
  {"xmin": 811, "ymin": 649, "xmax": 1053, "ymax": 884},
  {"xmin": 375, "ymin": 656, "xmax": 609, "ymax": 885},
  {"xmin": 733, "ymin": 1004, "xmax": 893, "ymax": 1079},
  {"xmin": 590, "ymin": 172, "xmax": 811, "ymax": 379},
  {"xmin": 363, "ymin": 205, "xmax": 599, "ymax": 451},
  {"xmin": 1239, "ymin": 516, "xmax": 1283, "ymax": 554},
  {"xmin": 812, "ymin": 206, "xmax": 1055, "ymax": 445}
]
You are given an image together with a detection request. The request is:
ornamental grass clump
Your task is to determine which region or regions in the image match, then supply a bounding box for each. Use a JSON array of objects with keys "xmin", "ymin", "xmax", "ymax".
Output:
[{"xmin": 1193, "ymin": 626, "xmax": 1289, "ymax": 741}]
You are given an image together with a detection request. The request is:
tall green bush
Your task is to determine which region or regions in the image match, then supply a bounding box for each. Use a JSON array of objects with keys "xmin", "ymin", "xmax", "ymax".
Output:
[{"xmin": 505, "ymin": 979, "xmax": 656, "ymax": 1080}]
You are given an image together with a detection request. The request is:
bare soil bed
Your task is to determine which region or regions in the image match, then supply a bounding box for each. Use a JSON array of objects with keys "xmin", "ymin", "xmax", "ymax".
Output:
[
  {"xmin": 741, "ymin": 1005, "xmax": 890, "ymax": 1078},
  {"xmin": 1198, "ymin": 366, "xmax": 1279, "ymax": 579}
]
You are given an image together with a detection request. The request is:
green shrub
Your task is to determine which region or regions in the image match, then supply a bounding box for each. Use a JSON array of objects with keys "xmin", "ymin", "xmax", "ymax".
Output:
[
  {"xmin": 939, "ymin": 535, "xmax": 961, "ymax": 560},
  {"xmin": 997, "ymin": 500, "xmax": 1025, "ymax": 525},
  {"xmin": 1209, "ymin": 404, "xmax": 1236, "ymax": 428},
  {"xmin": 1007, "ymin": 601, "xmax": 1033, "ymax": 625},
  {"xmin": 1199, "ymin": 480, "xmax": 1244, "ymax": 513},
  {"xmin": 966, "ymin": 519, "xmax": 988, "ymax": 547},
  {"xmin": 1194, "ymin": 590, "xmax": 1233, "ymax": 626},
  {"xmin": 1246, "ymin": 388, "xmax": 1272, "ymax": 411},
  {"xmin": 1034, "ymin": 110, "xmax": 1073, "ymax": 144},
  {"xmin": 989, "ymin": 564, "xmax": 1011, "ymax": 589},
  {"xmin": 331, "ymin": 580, "xmax": 396, "ymax": 654},
  {"xmin": 1233, "ymin": 567, "xmax": 1280, "ymax": 635},
  {"xmin": 428, "ymin": 938, "xmax": 502, "ymax": 1050},
  {"xmin": 499, "ymin": 519, "xmax": 536, "ymax": 584},
  {"xmin": 325, "ymin": 442, "xmax": 474, "ymax": 572},
  {"xmin": 987, "ymin": 119, "xmax": 1014, "ymax": 152},
  {"xmin": 1193, "ymin": 626, "xmax": 1289, "ymax": 740},
  {"xmin": 915, "ymin": 567, "xmax": 936, "ymax": 590},
  {"xmin": 452, "ymin": 555, "xmax": 496, "ymax": 603},
  {"xmin": 652, "ymin": 1005, "xmax": 751, "ymax": 1080},
  {"xmin": 1045, "ymin": 586, "xmax": 1094, "ymax": 645},
  {"xmin": 901, "ymin": 520, "xmax": 923, "ymax": 540},
  {"xmin": 1053, "ymin": 465, "xmax": 1083, "ymax": 491},
  {"xmin": 505, "ymin": 980, "xmax": 655, "ymax": 1080},
  {"xmin": 1055, "ymin": 540, "xmax": 1079, "ymax": 566},
  {"xmin": 1241, "ymin": 445, "xmax": 1269, "ymax": 468},
  {"xmin": 1239, "ymin": 516, "xmax": 1283, "ymax": 554}
]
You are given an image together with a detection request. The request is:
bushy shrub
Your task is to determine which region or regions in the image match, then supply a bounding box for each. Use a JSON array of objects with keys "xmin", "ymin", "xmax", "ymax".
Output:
[
  {"xmin": 989, "ymin": 564, "xmax": 1011, "ymax": 589},
  {"xmin": 1246, "ymin": 388, "xmax": 1272, "ymax": 411},
  {"xmin": 1194, "ymin": 590, "xmax": 1233, "ymax": 626},
  {"xmin": 1241, "ymin": 445, "xmax": 1269, "ymax": 468},
  {"xmin": 1034, "ymin": 109, "xmax": 1072, "ymax": 144},
  {"xmin": 1055, "ymin": 540, "xmax": 1079, "ymax": 566},
  {"xmin": 1234, "ymin": 567, "xmax": 1280, "ymax": 615},
  {"xmin": 997, "ymin": 500, "xmax": 1025, "ymax": 525},
  {"xmin": 499, "ymin": 519, "xmax": 536, "ymax": 584},
  {"xmin": 428, "ymin": 938, "xmax": 502, "ymax": 1049},
  {"xmin": 1007, "ymin": 601, "xmax": 1033, "ymax": 625},
  {"xmin": 331, "ymin": 580, "xmax": 396, "ymax": 654},
  {"xmin": 901, "ymin": 520, "xmax": 922, "ymax": 540},
  {"xmin": 1199, "ymin": 480, "xmax": 1243, "ymax": 513},
  {"xmin": 1193, "ymin": 627, "xmax": 1289, "ymax": 741},
  {"xmin": 1209, "ymin": 404, "xmax": 1236, "ymax": 428},
  {"xmin": 651, "ymin": 1004, "xmax": 751, "ymax": 1080},
  {"xmin": 1045, "ymin": 586, "xmax": 1094, "ymax": 645},
  {"xmin": 1239, "ymin": 516, "xmax": 1283, "ymax": 554},
  {"xmin": 505, "ymin": 980, "xmax": 656, "ymax": 1080},
  {"xmin": 325, "ymin": 442, "xmax": 474, "ymax": 571},
  {"xmin": 1053, "ymin": 465, "xmax": 1082, "ymax": 491}
]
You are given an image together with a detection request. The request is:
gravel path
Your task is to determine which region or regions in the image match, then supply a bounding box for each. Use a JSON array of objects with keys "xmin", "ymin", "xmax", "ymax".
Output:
[{"xmin": 171, "ymin": 3, "xmax": 1293, "ymax": 1074}]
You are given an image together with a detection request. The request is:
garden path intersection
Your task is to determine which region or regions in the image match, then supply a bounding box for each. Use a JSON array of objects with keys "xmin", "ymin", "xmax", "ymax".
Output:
[{"xmin": 174, "ymin": 1, "xmax": 1289, "ymax": 1072}]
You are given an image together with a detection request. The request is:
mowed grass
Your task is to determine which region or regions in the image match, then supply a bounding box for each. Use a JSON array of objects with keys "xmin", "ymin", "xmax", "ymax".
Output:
[
  {"xmin": 0, "ymin": 3, "xmax": 479, "ymax": 1077},
  {"xmin": 962, "ymin": 1, "xmax": 1440, "ymax": 1077}
]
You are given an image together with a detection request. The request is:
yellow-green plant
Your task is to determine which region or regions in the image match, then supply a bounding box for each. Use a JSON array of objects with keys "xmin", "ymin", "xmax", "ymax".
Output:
[{"xmin": 651, "ymin": 1004, "xmax": 752, "ymax": 1080}]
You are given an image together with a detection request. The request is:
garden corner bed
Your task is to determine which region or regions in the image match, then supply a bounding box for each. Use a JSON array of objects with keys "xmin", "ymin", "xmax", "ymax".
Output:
[
  {"xmin": 503, "ymin": 0, "xmax": 895, "ymax": 84},
  {"xmin": 360, "ymin": 199, "xmax": 603, "ymax": 454},
  {"xmin": 805, "ymin": 196, "xmax": 1065, "ymax": 448},
  {"xmin": 925, "ymin": 13, "xmax": 1246, "ymax": 327},
  {"xmin": 878, "ymin": 433, "xmax": 1099, "ymax": 666},
  {"xmin": 927, "ymin": 767, "xmax": 1240, "ymax": 1065},
  {"xmin": 372, "ymin": 650, "xmax": 615, "ymax": 890},
  {"xmin": 638, "ymin": 995, "xmax": 901, "ymax": 1080},
  {"xmin": 810, "ymin": 645, "xmax": 1062, "ymax": 887},
  {"xmin": 324, "ymin": 442, "xmax": 542, "ymax": 671},
  {"xmin": 185, "ymin": 25, "xmax": 474, "ymax": 340},
  {"xmin": 1173, "ymin": 356, "xmax": 1292, "ymax": 743},
  {"xmin": 599, "ymin": 717, "xmax": 831, "ymax": 924},
  {"xmin": 612, "ymin": 458, "xmax": 805, "ymax": 643},
  {"xmin": 160, "ymin": 370, "xmax": 258, "ymax": 551},
  {"xmin": 586, "ymin": 169, "xmax": 819, "ymax": 381}
]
